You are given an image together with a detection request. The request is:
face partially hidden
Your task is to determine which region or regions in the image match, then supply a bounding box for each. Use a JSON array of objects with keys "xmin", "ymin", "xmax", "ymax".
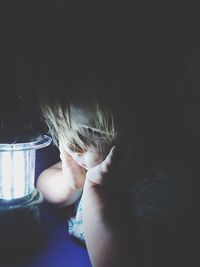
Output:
[
  {"xmin": 65, "ymin": 102, "xmax": 109, "ymax": 170},
  {"xmin": 65, "ymin": 144, "xmax": 105, "ymax": 170}
]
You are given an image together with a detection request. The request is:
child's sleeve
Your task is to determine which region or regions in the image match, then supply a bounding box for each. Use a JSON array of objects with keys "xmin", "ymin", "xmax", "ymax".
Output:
[{"xmin": 67, "ymin": 194, "xmax": 85, "ymax": 244}]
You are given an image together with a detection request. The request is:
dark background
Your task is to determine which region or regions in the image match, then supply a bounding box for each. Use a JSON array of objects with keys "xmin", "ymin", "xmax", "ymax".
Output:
[{"xmin": 1, "ymin": 1, "xmax": 200, "ymax": 169}]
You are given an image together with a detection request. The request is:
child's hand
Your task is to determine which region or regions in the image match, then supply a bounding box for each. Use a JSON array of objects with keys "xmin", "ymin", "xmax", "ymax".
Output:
[
  {"xmin": 59, "ymin": 143, "xmax": 86, "ymax": 191},
  {"xmin": 86, "ymin": 144, "xmax": 138, "ymax": 188},
  {"xmin": 85, "ymin": 146, "xmax": 116, "ymax": 186}
]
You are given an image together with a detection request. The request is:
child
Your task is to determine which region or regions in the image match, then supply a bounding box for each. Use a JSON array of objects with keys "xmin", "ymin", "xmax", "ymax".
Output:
[{"xmin": 36, "ymin": 71, "xmax": 195, "ymax": 267}]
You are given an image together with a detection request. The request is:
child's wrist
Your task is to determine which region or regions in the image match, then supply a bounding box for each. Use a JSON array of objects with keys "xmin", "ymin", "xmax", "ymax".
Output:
[{"xmin": 84, "ymin": 177, "xmax": 121, "ymax": 193}]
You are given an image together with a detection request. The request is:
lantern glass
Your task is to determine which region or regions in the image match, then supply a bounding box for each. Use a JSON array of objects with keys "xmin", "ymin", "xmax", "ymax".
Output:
[{"xmin": 0, "ymin": 135, "xmax": 51, "ymax": 201}]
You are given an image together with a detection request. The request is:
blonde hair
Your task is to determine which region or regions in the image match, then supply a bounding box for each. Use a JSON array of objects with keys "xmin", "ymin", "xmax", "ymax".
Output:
[
  {"xmin": 38, "ymin": 69, "xmax": 140, "ymax": 159},
  {"xmin": 39, "ymin": 79, "xmax": 118, "ymax": 155}
]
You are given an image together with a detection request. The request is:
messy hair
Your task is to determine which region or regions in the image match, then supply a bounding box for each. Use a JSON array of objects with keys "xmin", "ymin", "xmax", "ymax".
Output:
[{"xmin": 38, "ymin": 75, "xmax": 122, "ymax": 155}]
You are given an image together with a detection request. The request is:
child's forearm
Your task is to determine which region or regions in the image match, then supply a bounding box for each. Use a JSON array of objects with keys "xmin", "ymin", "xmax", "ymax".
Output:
[
  {"xmin": 36, "ymin": 163, "xmax": 83, "ymax": 207},
  {"xmin": 82, "ymin": 179, "xmax": 141, "ymax": 267}
]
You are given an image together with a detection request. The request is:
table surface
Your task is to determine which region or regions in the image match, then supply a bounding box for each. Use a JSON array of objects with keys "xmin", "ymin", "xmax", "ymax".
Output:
[{"xmin": 2, "ymin": 205, "xmax": 92, "ymax": 267}]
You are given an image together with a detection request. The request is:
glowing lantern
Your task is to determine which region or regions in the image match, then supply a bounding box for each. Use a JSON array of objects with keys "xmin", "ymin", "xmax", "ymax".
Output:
[{"xmin": 0, "ymin": 134, "xmax": 52, "ymax": 261}]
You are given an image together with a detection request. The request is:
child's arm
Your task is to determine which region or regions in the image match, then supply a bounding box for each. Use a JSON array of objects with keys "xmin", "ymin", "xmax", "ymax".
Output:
[
  {"xmin": 83, "ymin": 179, "xmax": 175, "ymax": 267},
  {"xmin": 82, "ymin": 147, "xmax": 138, "ymax": 266},
  {"xmin": 36, "ymin": 145, "xmax": 86, "ymax": 207},
  {"xmin": 82, "ymin": 147, "xmax": 177, "ymax": 267}
]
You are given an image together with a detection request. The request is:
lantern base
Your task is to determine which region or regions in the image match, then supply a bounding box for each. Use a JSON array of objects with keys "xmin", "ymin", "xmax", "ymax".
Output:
[{"xmin": 0, "ymin": 189, "xmax": 46, "ymax": 264}]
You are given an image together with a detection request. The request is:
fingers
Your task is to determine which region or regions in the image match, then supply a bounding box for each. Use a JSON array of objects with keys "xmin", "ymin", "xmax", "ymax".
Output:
[
  {"xmin": 101, "ymin": 144, "xmax": 133, "ymax": 180},
  {"xmin": 59, "ymin": 142, "xmax": 86, "ymax": 171},
  {"xmin": 59, "ymin": 140, "xmax": 65, "ymax": 159},
  {"xmin": 59, "ymin": 142, "xmax": 74, "ymax": 165},
  {"xmin": 59, "ymin": 147, "xmax": 71, "ymax": 162},
  {"xmin": 100, "ymin": 145, "xmax": 116, "ymax": 173}
]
